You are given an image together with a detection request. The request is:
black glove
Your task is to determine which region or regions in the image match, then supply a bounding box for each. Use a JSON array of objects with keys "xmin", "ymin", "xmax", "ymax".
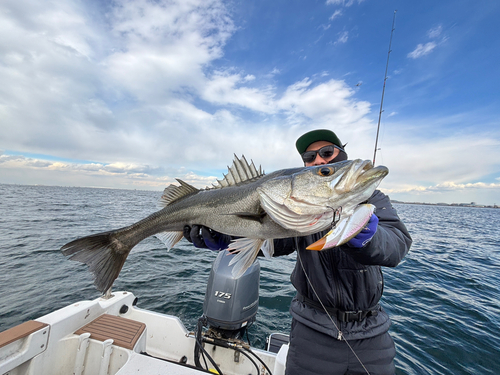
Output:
[{"xmin": 183, "ymin": 225, "xmax": 232, "ymax": 251}]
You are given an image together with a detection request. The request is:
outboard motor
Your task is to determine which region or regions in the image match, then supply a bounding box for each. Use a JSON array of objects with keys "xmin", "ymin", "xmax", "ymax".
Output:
[
  {"xmin": 194, "ymin": 250, "xmax": 274, "ymax": 374},
  {"xmin": 202, "ymin": 249, "xmax": 260, "ymax": 339}
]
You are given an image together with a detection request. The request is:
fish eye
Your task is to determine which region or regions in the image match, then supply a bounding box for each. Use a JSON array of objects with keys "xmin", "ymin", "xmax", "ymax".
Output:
[{"xmin": 318, "ymin": 166, "xmax": 334, "ymax": 177}]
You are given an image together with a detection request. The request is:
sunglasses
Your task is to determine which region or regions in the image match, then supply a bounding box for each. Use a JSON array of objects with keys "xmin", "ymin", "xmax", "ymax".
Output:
[{"xmin": 301, "ymin": 145, "xmax": 343, "ymax": 163}]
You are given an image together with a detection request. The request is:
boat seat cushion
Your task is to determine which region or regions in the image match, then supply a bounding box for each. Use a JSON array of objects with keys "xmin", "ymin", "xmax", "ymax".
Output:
[
  {"xmin": 0, "ymin": 321, "xmax": 48, "ymax": 349},
  {"xmin": 75, "ymin": 314, "xmax": 145, "ymax": 350}
]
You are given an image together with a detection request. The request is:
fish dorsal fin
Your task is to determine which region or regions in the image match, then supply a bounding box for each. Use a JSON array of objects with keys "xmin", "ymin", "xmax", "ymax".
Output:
[
  {"xmin": 160, "ymin": 179, "xmax": 199, "ymax": 207},
  {"xmin": 213, "ymin": 155, "xmax": 264, "ymax": 189}
]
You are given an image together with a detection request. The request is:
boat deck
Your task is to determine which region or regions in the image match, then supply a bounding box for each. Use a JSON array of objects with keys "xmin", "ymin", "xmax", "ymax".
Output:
[{"xmin": 0, "ymin": 291, "xmax": 288, "ymax": 375}]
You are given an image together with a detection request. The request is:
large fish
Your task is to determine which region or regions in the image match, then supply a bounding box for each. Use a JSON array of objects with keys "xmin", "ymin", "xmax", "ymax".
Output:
[{"xmin": 61, "ymin": 156, "xmax": 388, "ymax": 294}]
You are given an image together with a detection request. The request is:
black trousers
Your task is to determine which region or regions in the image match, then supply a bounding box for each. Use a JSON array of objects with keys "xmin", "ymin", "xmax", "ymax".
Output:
[{"xmin": 285, "ymin": 319, "xmax": 396, "ymax": 375}]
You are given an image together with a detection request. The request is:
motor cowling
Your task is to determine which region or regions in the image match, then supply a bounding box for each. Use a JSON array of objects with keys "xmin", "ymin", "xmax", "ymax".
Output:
[{"xmin": 203, "ymin": 250, "xmax": 260, "ymax": 334}]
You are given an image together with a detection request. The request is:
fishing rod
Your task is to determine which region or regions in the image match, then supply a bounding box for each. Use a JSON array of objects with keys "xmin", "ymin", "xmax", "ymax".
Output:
[
  {"xmin": 373, "ymin": 10, "xmax": 397, "ymax": 165},
  {"xmin": 289, "ymin": 16, "xmax": 401, "ymax": 375}
]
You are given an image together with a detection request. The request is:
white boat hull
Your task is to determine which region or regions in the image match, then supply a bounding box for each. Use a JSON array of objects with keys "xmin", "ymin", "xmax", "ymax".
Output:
[{"xmin": 0, "ymin": 291, "xmax": 288, "ymax": 375}]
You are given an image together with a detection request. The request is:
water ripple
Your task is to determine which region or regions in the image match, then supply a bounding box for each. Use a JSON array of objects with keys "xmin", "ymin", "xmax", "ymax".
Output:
[{"xmin": 0, "ymin": 186, "xmax": 499, "ymax": 374}]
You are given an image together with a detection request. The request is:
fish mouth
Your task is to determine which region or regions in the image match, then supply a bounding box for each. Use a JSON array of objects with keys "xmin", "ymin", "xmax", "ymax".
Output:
[
  {"xmin": 332, "ymin": 160, "xmax": 388, "ymax": 192},
  {"xmin": 358, "ymin": 162, "xmax": 388, "ymax": 182}
]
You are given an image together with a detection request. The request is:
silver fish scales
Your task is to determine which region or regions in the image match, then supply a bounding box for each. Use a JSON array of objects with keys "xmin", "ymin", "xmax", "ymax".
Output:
[{"xmin": 61, "ymin": 155, "xmax": 388, "ymax": 294}]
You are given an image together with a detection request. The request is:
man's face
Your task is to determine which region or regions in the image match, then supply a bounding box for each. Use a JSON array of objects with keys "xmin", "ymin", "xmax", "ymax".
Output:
[{"xmin": 304, "ymin": 140, "xmax": 341, "ymax": 166}]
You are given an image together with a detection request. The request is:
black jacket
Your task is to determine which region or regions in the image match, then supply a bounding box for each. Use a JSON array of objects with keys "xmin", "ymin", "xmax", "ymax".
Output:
[{"xmin": 273, "ymin": 190, "xmax": 412, "ymax": 340}]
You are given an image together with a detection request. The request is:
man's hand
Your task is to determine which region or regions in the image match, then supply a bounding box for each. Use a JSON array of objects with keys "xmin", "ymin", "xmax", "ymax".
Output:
[
  {"xmin": 347, "ymin": 214, "xmax": 378, "ymax": 248},
  {"xmin": 183, "ymin": 225, "xmax": 232, "ymax": 251}
]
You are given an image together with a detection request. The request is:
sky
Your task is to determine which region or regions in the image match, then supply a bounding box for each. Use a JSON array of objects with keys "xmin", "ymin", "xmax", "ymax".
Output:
[{"xmin": 1, "ymin": 0, "xmax": 499, "ymax": 206}]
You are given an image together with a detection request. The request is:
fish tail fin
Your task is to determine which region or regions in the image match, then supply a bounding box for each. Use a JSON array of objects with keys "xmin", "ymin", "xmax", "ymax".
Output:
[
  {"xmin": 61, "ymin": 230, "xmax": 132, "ymax": 294},
  {"xmin": 228, "ymin": 238, "xmax": 265, "ymax": 278}
]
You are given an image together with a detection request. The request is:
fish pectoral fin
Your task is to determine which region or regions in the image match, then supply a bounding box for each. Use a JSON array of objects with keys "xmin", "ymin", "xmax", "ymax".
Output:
[
  {"xmin": 306, "ymin": 204, "xmax": 375, "ymax": 251},
  {"xmin": 261, "ymin": 239, "xmax": 274, "ymax": 259},
  {"xmin": 227, "ymin": 238, "xmax": 265, "ymax": 278},
  {"xmin": 155, "ymin": 231, "xmax": 184, "ymax": 250}
]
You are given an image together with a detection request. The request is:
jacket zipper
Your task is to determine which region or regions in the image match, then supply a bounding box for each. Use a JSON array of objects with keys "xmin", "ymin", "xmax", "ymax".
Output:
[{"xmin": 331, "ymin": 248, "xmax": 343, "ymax": 339}]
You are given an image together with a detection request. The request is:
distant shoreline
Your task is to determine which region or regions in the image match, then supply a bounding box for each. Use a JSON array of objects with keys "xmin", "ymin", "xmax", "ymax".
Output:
[
  {"xmin": 391, "ymin": 200, "xmax": 499, "ymax": 209},
  {"xmin": 2, "ymin": 183, "xmax": 498, "ymax": 209}
]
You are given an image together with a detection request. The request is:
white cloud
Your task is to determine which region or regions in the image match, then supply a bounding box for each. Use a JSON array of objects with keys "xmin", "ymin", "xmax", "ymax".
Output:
[
  {"xmin": 269, "ymin": 68, "xmax": 281, "ymax": 76},
  {"xmin": 0, "ymin": 155, "xmax": 52, "ymax": 168},
  {"xmin": 428, "ymin": 25, "xmax": 443, "ymax": 39},
  {"xmin": 0, "ymin": 0, "xmax": 499, "ymax": 206},
  {"xmin": 405, "ymin": 181, "xmax": 500, "ymax": 192},
  {"xmin": 371, "ymin": 118, "xmax": 500, "ymax": 191},
  {"xmin": 408, "ymin": 25, "xmax": 447, "ymax": 60},
  {"xmin": 1, "ymin": 0, "xmax": 373, "ymax": 172},
  {"xmin": 326, "ymin": 0, "xmax": 362, "ymax": 6},
  {"xmin": 0, "ymin": 154, "xmax": 217, "ymax": 189},
  {"xmin": 329, "ymin": 10, "xmax": 343, "ymax": 20},
  {"xmin": 382, "ymin": 181, "xmax": 500, "ymax": 206},
  {"xmin": 276, "ymin": 78, "xmax": 370, "ymax": 124},
  {"xmin": 200, "ymin": 70, "xmax": 276, "ymax": 113},
  {"xmin": 335, "ymin": 31, "xmax": 349, "ymax": 45},
  {"xmin": 407, "ymin": 42, "xmax": 437, "ymax": 59},
  {"xmin": 103, "ymin": 0, "xmax": 235, "ymax": 103},
  {"xmin": 0, "ymin": 0, "xmax": 238, "ymax": 163}
]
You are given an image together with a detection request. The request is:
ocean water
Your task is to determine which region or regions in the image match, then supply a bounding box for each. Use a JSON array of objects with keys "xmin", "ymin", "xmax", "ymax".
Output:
[{"xmin": 0, "ymin": 183, "xmax": 499, "ymax": 374}]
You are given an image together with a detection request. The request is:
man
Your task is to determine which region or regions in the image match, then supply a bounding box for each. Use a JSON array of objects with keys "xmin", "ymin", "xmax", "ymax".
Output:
[{"xmin": 185, "ymin": 129, "xmax": 412, "ymax": 375}]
